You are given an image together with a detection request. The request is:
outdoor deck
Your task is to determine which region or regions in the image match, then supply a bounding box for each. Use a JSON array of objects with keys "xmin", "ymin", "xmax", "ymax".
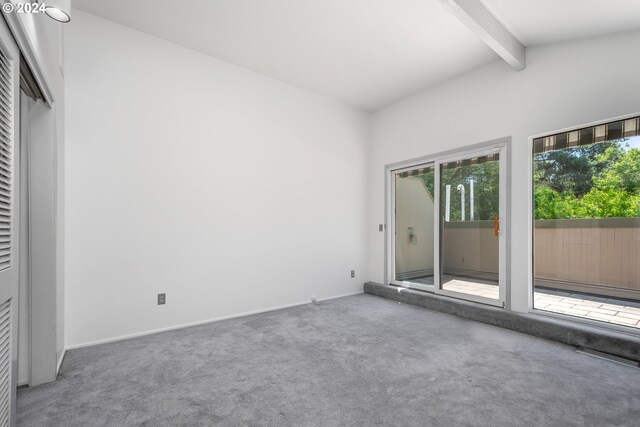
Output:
[
  {"xmin": 403, "ymin": 275, "xmax": 640, "ymax": 328},
  {"xmin": 534, "ymin": 289, "xmax": 640, "ymax": 328}
]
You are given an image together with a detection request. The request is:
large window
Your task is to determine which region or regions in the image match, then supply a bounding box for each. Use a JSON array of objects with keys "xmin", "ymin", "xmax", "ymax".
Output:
[{"xmin": 532, "ymin": 117, "xmax": 640, "ymax": 329}]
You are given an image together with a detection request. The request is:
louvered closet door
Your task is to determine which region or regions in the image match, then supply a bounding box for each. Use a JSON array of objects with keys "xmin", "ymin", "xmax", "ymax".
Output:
[{"xmin": 0, "ymin": 18, "xmax": 21, "ymax": 427}]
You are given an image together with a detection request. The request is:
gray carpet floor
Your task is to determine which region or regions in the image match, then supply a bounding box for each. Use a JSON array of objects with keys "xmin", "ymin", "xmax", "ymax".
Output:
[{"xmin": 17, "ymin": 294, "xmax": 640, "ymax": 426}]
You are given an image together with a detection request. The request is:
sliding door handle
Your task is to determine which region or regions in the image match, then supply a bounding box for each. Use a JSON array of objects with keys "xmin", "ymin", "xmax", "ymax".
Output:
[{"xmin": 494, "ymin": 215, "xmax": 500, "ymax": 237}]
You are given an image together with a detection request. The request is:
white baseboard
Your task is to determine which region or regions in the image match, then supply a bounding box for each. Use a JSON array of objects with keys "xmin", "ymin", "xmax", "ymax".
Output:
[{"xmin": 65, "ymin": 291, "xmax": 364, "ymax": 351}]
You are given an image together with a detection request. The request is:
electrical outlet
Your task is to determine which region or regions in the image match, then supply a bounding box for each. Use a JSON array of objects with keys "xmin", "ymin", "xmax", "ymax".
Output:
[
  {"xmin": 157, "ymin": 293, "xmax": 166, "ymax": 305},
  {"xmin": 351, "ymin": 270, "xmax": 355, "ymax": 278}
]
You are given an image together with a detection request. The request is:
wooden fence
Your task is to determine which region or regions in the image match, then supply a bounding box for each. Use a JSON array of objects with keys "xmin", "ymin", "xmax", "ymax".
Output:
[
  {"xmin": 397, "ymin": 217, "xmax": 640, "ymax": 300},
  {"xmin": 534, "ymin": 218, "xmax": 640, "ymax": 300}
]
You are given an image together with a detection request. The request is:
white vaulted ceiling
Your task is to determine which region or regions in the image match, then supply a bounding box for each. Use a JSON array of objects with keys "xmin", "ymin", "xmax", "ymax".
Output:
[
  {"xmin": 72, "ymin": 0, "xmax": 495, "ymax": 111},
  {"xmin": 481, "ymin": 0, "xmax": 640, "ymax": 46},
  {"xmin": 73, "ymin": 0, "xmax": 640, "ymax": 111}
]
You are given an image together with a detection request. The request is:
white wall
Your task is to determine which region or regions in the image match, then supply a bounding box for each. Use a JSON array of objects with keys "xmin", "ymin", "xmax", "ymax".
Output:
[
  {"xmin": 64, "ymin": 11, "xmax": 369, "ymax": 348},
  {"xmin": 368, "ymin": 30, "xmax": 640, "ymax": 312}
]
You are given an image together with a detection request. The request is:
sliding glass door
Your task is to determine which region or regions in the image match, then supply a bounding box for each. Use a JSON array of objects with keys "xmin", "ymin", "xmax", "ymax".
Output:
[
  {"xmin": 390, "ymin": 142, "xmax": 507, "ymax": 307},
  {"xmin": 434, "ymin": 147, "xmax": 506, "ymax": 306}
]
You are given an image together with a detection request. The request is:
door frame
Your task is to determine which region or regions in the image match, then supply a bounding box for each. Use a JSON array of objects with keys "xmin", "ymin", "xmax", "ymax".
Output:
[
  {"xmin": 388, "ymin": 162, "xmax": 436, "ymax": 292},
  {"xmin": 2, "ymin": 10, "xmax": 62, "ymax": 391},
  {"xmin": 385, "ymin": 137, "xmax": 511, "ymax": 308}
]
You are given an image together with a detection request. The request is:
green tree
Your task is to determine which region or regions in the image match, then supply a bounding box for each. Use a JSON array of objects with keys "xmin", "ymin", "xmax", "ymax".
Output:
[
  {"xmin": 593, "ymin": 147, "xmax": 640, "ymax": 194},
  {"xmin": 534, "ymin": 186, "xmax": 578, "ymax": 219},
  {"xmin": 533, "ymin": 140, "xmax": 640, "ymax": 219},
  {"xmin": 438, "ymin": 161, "xmax": 499, "ymax": 221},
  {"xmin": 533, "ymin": 141, "xmax": 620, "ymax": 198},
  {"xmin": 574, "ymin": 188, "xmax": 640, "ymax": 218}
]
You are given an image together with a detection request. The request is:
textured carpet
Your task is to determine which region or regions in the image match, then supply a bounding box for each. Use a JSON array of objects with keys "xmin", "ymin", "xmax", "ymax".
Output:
[{"xmin": 17, "ymin": 294, "xmax": 640, "ymax": 426}]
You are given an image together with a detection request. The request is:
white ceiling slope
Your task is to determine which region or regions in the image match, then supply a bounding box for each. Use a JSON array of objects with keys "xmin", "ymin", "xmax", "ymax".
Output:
[
  {"xmin": 481, "ymin": 0, "xmax": 640, "ymax": 46},
  {"xmin": 73, "ymin": 0, "xmax": 640, "ymax": 111},
  {"xmin": 72, "ymin": 0, "xmax": 495, "ymax": 111}
]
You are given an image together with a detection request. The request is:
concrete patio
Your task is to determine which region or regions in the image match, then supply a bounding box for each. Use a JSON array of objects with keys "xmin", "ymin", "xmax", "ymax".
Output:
[
  {"xmin": 534, "ymin": 289, "xmax": 640, "ymax": 328},
  {"xmin": 402, "ymin": 276, "xmax": 640, "ymax": 329}
]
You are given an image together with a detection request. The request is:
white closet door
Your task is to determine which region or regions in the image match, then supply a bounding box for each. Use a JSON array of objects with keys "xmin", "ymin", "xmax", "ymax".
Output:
[{"xmin": 0, "ymin": 16, "xmax": 21, "ymax": 427}]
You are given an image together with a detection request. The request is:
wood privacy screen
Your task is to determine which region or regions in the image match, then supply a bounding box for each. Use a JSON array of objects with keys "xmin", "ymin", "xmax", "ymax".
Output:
[
  {"xmin": 534, "ymin": 218, "xmax": 640, "ymax": 300},
  {"xmin": 439, "ymin": 219, "xmax": 640, "ymax": 300},
  {"xmin": 533, "ymin": 117, "xmax": 640, "ymax": 154}
]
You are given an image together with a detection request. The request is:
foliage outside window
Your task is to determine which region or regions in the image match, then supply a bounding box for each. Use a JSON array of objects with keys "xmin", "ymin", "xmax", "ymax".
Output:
[{"xmin": 533, "ymin": 138, "xmax": 640, "ymax": 219}]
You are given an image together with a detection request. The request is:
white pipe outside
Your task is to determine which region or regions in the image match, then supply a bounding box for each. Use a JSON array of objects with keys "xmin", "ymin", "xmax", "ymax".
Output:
[
  {"xmin": 457, "ymin": 184, "xmax": 465, "ymax": 221},
  {"xmin": 445, "ymin": 185, "xmax": 451, "ymax": 222},
  {"xmin": 470, "ymin": 179, "xmax": 475, "ymax": 221}
]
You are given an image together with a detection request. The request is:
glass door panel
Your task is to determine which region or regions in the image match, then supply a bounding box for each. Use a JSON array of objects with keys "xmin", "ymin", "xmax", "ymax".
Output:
[
  {"xmin": 393, "ymin": 164, "xmax": 435, "ymax": 289},
  {"xmin": 436, "ymin": 149, "xmax": 504, "ymax": 305}
]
